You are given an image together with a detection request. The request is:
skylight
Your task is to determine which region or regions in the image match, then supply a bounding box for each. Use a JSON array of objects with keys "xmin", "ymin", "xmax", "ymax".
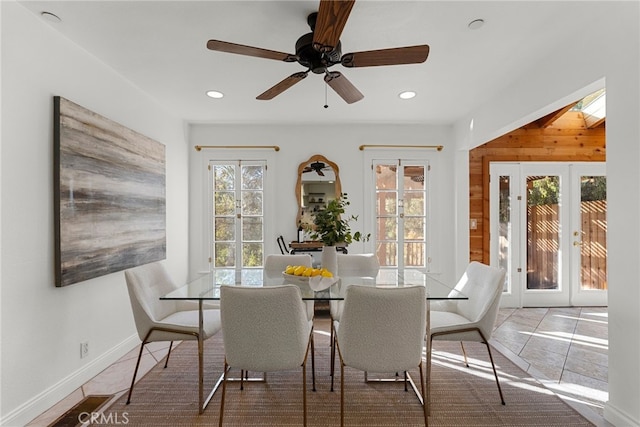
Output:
[{"xmin": 572, "ymin": 88, "xmax": 606, "ymax": 128}]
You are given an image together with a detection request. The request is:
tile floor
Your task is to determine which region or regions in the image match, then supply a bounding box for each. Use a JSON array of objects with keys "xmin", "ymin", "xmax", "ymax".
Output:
[
  {"xmin": 492, "ymin": 306, "xmax": 610, "ymax": 426},
  {"xmin": 27, "ymin": 307, "xmax": 610, "ymax": 426}
]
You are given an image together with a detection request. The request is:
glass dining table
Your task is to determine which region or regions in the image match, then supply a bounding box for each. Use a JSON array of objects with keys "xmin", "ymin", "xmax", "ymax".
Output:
[{"xmin": 160, "ymin": 267, "xmax": 467, "ymax": 413}]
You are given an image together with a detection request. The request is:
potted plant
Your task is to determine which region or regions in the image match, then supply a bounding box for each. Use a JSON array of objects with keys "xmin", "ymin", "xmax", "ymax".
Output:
[{"xmin": 308, "ymin": 193, "xmax": 369, "ymax": 274}]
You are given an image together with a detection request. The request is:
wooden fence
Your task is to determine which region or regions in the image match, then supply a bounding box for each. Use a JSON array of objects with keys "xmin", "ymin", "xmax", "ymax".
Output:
[{"xmin": 528, "ymin": 200, "xmax": 607, "ymax": 290}]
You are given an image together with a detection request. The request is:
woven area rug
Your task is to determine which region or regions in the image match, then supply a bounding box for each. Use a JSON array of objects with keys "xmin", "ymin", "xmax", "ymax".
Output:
[{"xmin": 104, "ymin": 317, "xmax": 593, "ymax": 426}]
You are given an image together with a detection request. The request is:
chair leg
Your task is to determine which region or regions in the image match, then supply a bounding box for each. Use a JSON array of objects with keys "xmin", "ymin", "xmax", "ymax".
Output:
[
  {"xmin": 340, "ymin": 360, "xmax": 345, "ymax": 427},
  {"xmin": 311, "ymin": 330, "xmax": 316, "ymax": 392},
  {"xmin": 484, "ymin": 341, "xmax": 506, "ymax": 405},
  {"xmin": 419, "ymin": 360, "xmax": 428, "ymax": 426},
  {"xmin": 126, "ymin": 341, "xmax": 147, "ymax": 404},
  {"xmin": 427, "ymin": 335, "xmax": 433, "ymax": 416},
  {"xmin": 163, "ymin": 341, "xmax": 174, "ymax": 368},
  {"xmin": 329, "ymin": 315, "xmax": 334, "ymax": 347},
  {"xmin": 460, "ymin": 342, "xmax": 469, "ymax": 367},
  {"xmin": 219, "ymin": 360, "xmax": 229, "ymax": 427},
  {"xmin": 330, "ymin": 325, "xmax": 336, "ymax": 391},
  {"xmin": 302, "ymin": 356, "xmax": 308, "ymax": 426}
]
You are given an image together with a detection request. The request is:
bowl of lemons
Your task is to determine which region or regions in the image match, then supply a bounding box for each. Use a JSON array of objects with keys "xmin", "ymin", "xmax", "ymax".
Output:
[{"xmin": 283, "ymin": 265, "xmax": 333, "ymax": 285}]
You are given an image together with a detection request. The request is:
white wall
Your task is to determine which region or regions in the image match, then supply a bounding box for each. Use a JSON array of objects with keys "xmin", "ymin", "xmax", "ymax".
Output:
[
  {"xmin": 0, "ymin": 2, "xmax": 189, "ymax": 425},
  {"xmin": 2, "ymin": 0, "xmax": 638, "ymax": 425},
  {"xmin": 452, "ymin": 2, "xmax": 640, "ymax": 425},
  {"xmin": 188, "ymin": 123, "xmax": 457, "ymax": 283}
]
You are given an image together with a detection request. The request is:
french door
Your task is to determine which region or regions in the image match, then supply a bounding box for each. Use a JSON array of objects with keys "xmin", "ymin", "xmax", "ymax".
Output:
[
  {"xmin": 373, "ymin": 160, "xmax": 430, "ymax": 270},
  {"xmin": 209, "ymin": 160, "xmax": 265, "ymax": 268},
  {"xmin": 490, "ymin": 162, "xmax": 607, "ymax": 307}
]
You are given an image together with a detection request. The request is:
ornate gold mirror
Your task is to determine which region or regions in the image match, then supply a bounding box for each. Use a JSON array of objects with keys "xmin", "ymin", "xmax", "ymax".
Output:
[{"xmin": 296, "ymin": 154, "xmax": 341, "ymax": 229}]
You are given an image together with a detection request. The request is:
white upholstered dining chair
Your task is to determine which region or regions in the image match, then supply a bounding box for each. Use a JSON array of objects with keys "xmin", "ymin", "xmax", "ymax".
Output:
[
  {"xmin": 264, "ymin": 253, "xmax": 313, "ymax": 272},
  {"xmin": 428, "ymin": 261, "xmax": 507, "ymax": 406},
  {"xmin": 330, "ymin": 253, "xmax": 380, "ymax": 352},
  {"xmin": 265, "ymin": 253, "xmax": 314, "ymax": 320},
  {"xmin": 123, "ymin": 262, "xmax": 222, "ymax": 408},
  {"xmin": 332, "ymin": 285, "xmax": 428, "ymax": 426},
  {"xmin": 219, "ymin": 285, "xmax": 315, "ymax": 426}
]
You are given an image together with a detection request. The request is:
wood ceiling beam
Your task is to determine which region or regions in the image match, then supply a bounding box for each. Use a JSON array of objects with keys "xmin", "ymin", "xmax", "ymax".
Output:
[{"xmin": 527, "ymin": 103, "xmax": 578, "ymax": 129}]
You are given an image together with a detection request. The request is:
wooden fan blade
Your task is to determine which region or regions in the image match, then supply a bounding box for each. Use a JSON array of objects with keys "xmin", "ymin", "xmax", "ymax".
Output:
[
  {"xmin": 324, "ymin": 71, "xmax": 363, "ymax": 104},
  {"xmin": 312, "ymin": 0, "xmax": 355, "ymax": 53},
  {"xmin": 257, "ymin": 72, "xmax": 309, "ymax": 100},
  {"xmin": 207, "ymin": 40, "xmax": 297, "ymax": 62},
  {"xmin": 341, "ymin": 45, "xmax": 430, "ymax": 68}
]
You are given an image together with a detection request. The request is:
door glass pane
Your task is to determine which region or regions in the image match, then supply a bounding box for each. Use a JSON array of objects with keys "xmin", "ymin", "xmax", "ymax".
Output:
[
  {"xmin": 403, "ymin": 166, "xmax": 426, "ymax": 267},
  {"xmin": 242, "ymin": 242, "xmax": 263, "ymax": 267},
  {"xmin": 377, "ymin": 242, "xmax": 397, "ymax": 267},
  {"xmin": 376, "ymin": 165, "xmax": 397, "ymax": 189},
  {"xmin": 215, "ymin": 218, "xmax": 235, "ymax": 241},
  {"xmin": 376, "ymin": 164, "xmax": 398, "ymax": 267},
  {"xmin": 579, "ymin": 176, "xmax": 607, "ymax": 290},
  {"xmin": 404, "ymin": 217, "xmax": 425, "ymax": 240},
  {"xmin": 215, "ymin": 192, "xmax": 235, "ymax": 215},
  {"xmin": 403, "ymin": 166, "xmax": 425, "ymax": 190},
  {"xmin": 215, "ymin": 243, "xmax": 236, "ymax": 267},
  {"xmin": 214, "ymin": 165, "xmax": 235, "ymax": 190},
  {"xmin": 241, "ymin": 191, "xmax": 262, "ymax": 215},
  {"xmin": 376, "ymin": 192, "xmax": 397, "ymax": 215},
  {"xmin": 526, "ymin": 175, "xmax": 560, "ymax": 290},
  {"xmin": 404, "ymin": 192, "xmax": 424, "ymax": 215},
  {"xmin": 242, "ymin": 217, "xmax": 263, "ymax": 241},
  {"xmin": 498, "ymin": 176, "xmax": 511, "ymax": 292},
  {"xmin": 404, "ymin": 242, "xmax": 424, "ymax": 267}
]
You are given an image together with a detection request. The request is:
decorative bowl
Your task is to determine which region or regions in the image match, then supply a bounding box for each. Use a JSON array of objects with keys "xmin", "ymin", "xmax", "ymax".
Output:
[{"xmin": 282, "ymin": 272, "xmax": 310, "ymax": 285}]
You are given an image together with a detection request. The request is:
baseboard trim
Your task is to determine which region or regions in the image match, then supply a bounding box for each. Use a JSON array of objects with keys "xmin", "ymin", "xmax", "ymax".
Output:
[
  {"xmin": 604, "ymin": 401, "xmax": 639, "ymax": 427},
  {"xmin": 1, "ymin": 334, "xmax": 138, "ymax": 427}
]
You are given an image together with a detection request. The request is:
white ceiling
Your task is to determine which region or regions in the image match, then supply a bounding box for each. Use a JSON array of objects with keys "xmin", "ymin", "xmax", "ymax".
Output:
[{"xmin": 19, "ymin": 1, "xmax": 598, "ymax": 125}]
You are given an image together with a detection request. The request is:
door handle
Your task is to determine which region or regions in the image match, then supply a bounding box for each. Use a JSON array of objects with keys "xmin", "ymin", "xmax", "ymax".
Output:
[{"xmin": 573, "ymin": 241, "xmax": 582, "ymax": 246}]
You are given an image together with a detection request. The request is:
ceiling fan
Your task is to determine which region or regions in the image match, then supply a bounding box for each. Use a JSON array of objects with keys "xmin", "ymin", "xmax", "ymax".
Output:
[
  {"xmin": 206, "ymin": 0, "xmax": 430, "ymax": 104},
  {"xmin": 303, "ymin": 161, "xmax": 331, "ymax": 176}
]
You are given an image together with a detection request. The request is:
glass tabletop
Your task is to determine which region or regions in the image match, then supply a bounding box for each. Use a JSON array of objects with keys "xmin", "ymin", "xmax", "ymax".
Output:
[{"xmin": 161, "ymin": 268, "xmax": 467, "ymax": 301}]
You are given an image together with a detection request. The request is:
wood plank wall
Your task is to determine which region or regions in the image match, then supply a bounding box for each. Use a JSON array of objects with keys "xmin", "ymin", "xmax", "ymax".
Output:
[{"xmin": 469, "ymin": 111, "xmax": 606, "ymax": 263}]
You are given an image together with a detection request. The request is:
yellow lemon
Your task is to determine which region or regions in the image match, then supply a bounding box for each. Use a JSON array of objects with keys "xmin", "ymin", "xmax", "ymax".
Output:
[
  {"xmin": 302, "ymin": 267, "xmax": 313, "ymax": 277},
  {"xmin": 310, "ymin": 268, "xmax": 322, "ymax": 277},
  {"xmin": 293, "ymin": 265, "xmax": 306, "ymax": 276},
  {"xmin": 321, "ymin": 269, "xmax": 333, "ymax": 278},
  {"xmin": 284, "ymin": 265, "xmax": 295, "ymax": 275}
]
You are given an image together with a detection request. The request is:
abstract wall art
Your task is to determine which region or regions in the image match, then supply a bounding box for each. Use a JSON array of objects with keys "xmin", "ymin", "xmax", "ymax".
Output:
[{"xmin": 54, "ymin": 96, "xmax": 166, "ymax": 287}]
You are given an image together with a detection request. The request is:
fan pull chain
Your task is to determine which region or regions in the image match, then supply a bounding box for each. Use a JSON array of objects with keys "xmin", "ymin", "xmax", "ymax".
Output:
[{"xmin": 324, "ymin": 81, "xmax": 329, "ymax": 109}]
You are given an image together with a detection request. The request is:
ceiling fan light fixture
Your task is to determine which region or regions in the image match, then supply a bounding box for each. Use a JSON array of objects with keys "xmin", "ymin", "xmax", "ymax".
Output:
[
  {"xmin": 41, "ymin": 11, "xmax": 62, "ymax": 23},
  {"xmin": 468, "ymin": 19, "xmax": 485, "ymax": 30},
  {"xmin": 206, "ymin": 90, "xmax": 224, "ymax": 99},
  {"xmin": 399, "ymin": 91, "xmax": 417, "ymax": 100}
]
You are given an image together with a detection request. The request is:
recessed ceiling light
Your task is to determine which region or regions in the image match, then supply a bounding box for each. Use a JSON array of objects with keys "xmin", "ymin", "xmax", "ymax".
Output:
[
  {"xmin": 468, "ymin": 19, "xmax": 485, "ymax": 30},
  {"xmin": 399, "ymin": 91, "xmax": 416, "ymax": 100},
  {"xmin": 206, "ymin": 90, "xmax": 224, "ymax": 99},
  {"xmin": 41, "ymin": 11, "xmax": 62, "ymax": 23}
]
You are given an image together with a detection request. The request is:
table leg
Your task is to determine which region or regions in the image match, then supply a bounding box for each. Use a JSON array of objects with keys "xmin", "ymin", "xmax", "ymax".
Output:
[
  {"xmin": 426, "ymin": 300, "xmax": 431, "ymax": 416},
  {"xmin": 198, "ymin": 300, "xmax": 204, "ymax": 414}
]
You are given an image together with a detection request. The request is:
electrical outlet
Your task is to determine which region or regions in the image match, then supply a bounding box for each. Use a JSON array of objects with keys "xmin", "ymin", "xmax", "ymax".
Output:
[{"xmin": 80, "ymin": 342, "xmax": 89, "ymax": 359}]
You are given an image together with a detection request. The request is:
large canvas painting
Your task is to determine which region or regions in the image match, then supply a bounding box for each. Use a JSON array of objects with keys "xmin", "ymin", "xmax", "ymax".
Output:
[{"xmin": 54, "ymin": 96, "xmax": 166, "ymax": 287}]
